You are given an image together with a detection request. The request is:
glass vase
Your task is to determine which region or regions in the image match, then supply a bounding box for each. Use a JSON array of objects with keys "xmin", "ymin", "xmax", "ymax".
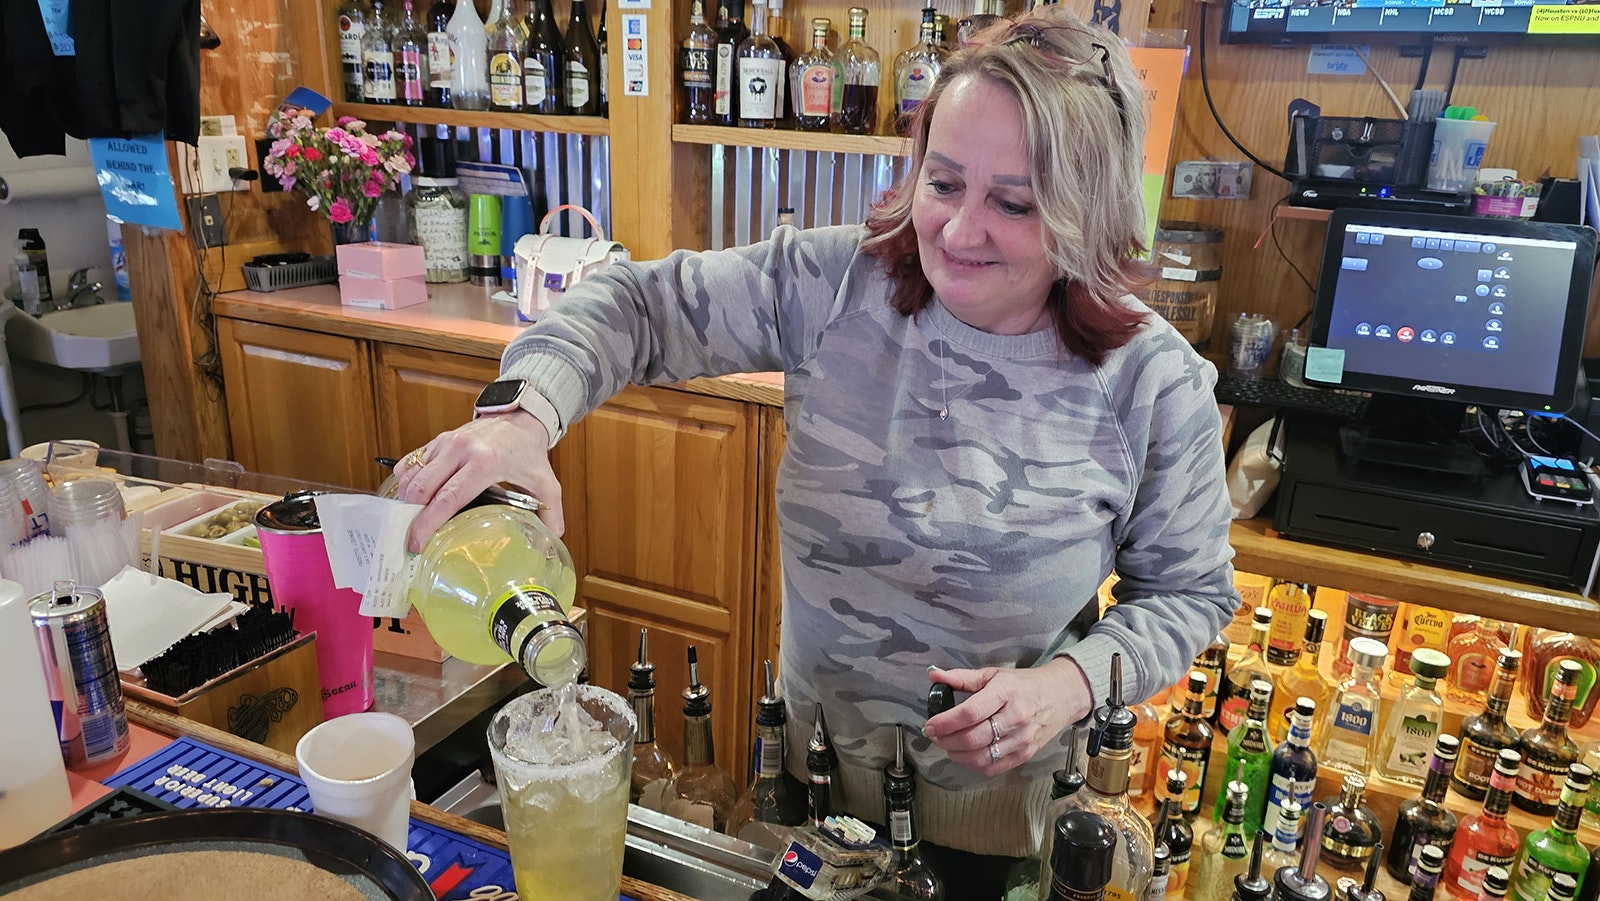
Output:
[{"xmin": 330, "ymin": 218, "xmax": 373, "ymax": 245}]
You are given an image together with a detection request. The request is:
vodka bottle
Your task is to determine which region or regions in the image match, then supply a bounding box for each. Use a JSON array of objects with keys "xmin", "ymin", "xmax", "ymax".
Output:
[{"xmin": 735, "ymin": 0, "xmax": 783, "ymax": 128}]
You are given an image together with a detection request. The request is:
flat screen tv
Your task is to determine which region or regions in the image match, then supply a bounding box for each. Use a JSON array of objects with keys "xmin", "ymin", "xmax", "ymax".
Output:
[{"xmin": 1221, "ymin": 0, "xmax": 1600, "ymax": 46}]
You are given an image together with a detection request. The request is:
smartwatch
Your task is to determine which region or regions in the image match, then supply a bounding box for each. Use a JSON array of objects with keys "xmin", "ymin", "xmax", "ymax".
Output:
[{"xmin": 474, "ymin": 378, "xmax": 529, "ymax": 415}]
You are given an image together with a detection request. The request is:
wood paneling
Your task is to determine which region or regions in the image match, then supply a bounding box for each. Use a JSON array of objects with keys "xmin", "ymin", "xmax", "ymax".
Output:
[{"xmin": 373, "ymin": 344, "xmax": 502, "ymax": 459}]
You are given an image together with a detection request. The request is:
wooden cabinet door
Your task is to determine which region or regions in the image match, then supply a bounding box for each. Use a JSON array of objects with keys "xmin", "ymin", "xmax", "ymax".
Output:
[
  {"xmin": 372, "ymin": 345, "xmax": 501, "ymax": 460},
  {"xmin": 217, "ymin": 318, "xmax": 380, "ymax": 490},
  {"xmin": 564, "ymin": 385, "xmax": 760, "ymax": 778}
]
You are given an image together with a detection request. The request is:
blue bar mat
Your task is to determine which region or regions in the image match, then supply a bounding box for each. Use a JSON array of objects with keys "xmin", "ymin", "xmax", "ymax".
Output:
[{"xmin": 104, "ymin": 736, "xmax": 641, "ymax": 901}]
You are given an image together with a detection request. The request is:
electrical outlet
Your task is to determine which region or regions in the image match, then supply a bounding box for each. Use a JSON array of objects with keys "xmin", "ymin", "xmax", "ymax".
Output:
[
  {"xmin": 196, "ymin": 135, "xmax": 250, "ymax": 193},
  {"xmin": 187, "ymin": 195, "xmax": 226, "ymax": 246}
]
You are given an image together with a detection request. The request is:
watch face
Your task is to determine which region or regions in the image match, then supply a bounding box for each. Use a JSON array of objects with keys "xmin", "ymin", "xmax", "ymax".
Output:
[{"xmin": 476, "ymin": 379, "xmax": 526, "ymax": 409}]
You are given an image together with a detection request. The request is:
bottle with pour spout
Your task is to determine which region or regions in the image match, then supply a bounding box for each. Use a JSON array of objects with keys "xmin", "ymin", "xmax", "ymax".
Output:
[{"xmin": 629, "ymin": 629, "xmax": 676, "ymax": 811}]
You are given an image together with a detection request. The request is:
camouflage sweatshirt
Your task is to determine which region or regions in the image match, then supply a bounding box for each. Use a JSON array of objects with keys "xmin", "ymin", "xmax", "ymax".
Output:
[{"xmin": 502, "ymin": 224, "xmax": 1239, "ymax": 855}]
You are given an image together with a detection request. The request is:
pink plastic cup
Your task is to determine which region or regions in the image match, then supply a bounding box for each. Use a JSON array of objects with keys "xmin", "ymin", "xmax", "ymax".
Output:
[{"xmin": 256, "ymin": 493, "xmax": 374, "ymax": 718}]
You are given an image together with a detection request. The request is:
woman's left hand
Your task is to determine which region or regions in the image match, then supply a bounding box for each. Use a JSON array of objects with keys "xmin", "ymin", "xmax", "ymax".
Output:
[{"xmin": 922, "ymin": 657, "xmax": 1094, "ymax": 776}]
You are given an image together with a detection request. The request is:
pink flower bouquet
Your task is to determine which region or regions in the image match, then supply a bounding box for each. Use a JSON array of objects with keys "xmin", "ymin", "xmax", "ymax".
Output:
[{"xmin": 261, "ymin": 107, "xmax": 415, "ymax": 229}]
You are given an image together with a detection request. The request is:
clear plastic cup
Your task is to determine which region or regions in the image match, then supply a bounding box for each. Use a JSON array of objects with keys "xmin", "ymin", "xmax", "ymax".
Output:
[
  {"xmin": 48, "ymin": 478, "xmax": 125, "ymax": 537},
  {"xmin": 0, "ymin": 459, "xmax": 50, "ymax": 538},
  {"xmin": 0, "ymin": 477, "xmax": 23, "ymax": 547}
]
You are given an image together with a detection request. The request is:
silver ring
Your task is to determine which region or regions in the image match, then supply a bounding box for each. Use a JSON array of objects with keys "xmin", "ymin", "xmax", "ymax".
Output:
[
  {"xmin": 990, "ymin": 718, "xmax": 1002, "ymax": 743},
  {"xmin": 989, "ymin": 742, "xmax": 1002, "ymax": 763}
]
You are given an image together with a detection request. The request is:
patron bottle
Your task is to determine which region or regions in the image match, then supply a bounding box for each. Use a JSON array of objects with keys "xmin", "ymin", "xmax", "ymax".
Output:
[
  {"xmin": 1215, "ymin": 680, "xmax": 1274, "ymax": 837},
  {"xmin": 1509, "ymin": 765, "xmax": 1593, "ymax": 901},
  {"xmin": 1515, "ymin": 660, "xmax": 1584, "ymax": 816},
  {"xmin": 1524, "ymin": 631, "xmax": 1600, "ymax": 729},
  {"xmin": 1389, "ymin": 735, "xmax": 1460, "ymax": 884},
  {"xmin": 1221, "ymin": 608, "xmax": 1275, "ymax": 732},
  {"xmin": 735, "ymin": 0, "xmax": 783, "ymax": 127},
  {"xmin": 1273, "ymin": 803, "xmax": 1332, "ymax": 901},
  {"xmin": 1454, "ymin": 649, "xmax": 1524, "ymax": 801},
  {"xmin": 1319, "ymin": 637, "xmax": 1388, "ymax": 775},
  {"xmin": 338, "ymin": 0, "xmax": 368, "ymax": 101},
  {"xmin": 523, "ymin": 0, "xmax": 565, "ymax": 113},
  {"xmin": 836, "ymin": 7, "xmax": 879, "ymax": 135},
  {"xmin": 564, "ymin": 0, "xmax": 603, "ymax": 114},
  {"xmin": 892, "ymin": 7, "xmax": 944, "ymax": 135},
  {"xmin": 664, "ymin": 646, "xmax": 738, "ymax": 830},
  {"xmin": 362, "ymin": 0, "xmax": 398, "ymax": 104},
  {"xmin": 1320, "ymin": 773, "xmax": 1382, "ymax": 873},
  {"xmin": 712, "ymin": 0, "xmax": 749, "ymax": 126},
  {"xmin": 1263, "ymin": 699, "xmax": 1319, "ymax": 843},
  {"xmin": 425, "ymin": 0, "xmax": 454, "ymax": 106},
  {"xmin": 727, "ymin": 661, "xmax": 806, "ymax": 850},
  {"xmin": 487, "ymin": 0, "xmax": 525, "ymax": 110},
  {"xmin": 1270, "ymin": 611, "xmax": 1333, "ymax": 745},
  {"xmin": 792, "ymin": 18, "xmax": 839, "ymax": 131},
  {"xmin": 1442, "ymin": 750, "xmax": 1525, "ymax": 901},
  {"xmin": 884, "ymin": 724, "xmax": 944, "ymax": 900},
  {"xmin": 1193, "ymin": 777, "xmax": 1253, "ymax": 901},
  {"xmin": 628, "ymin": 630, "xmax": 676, "ymax": 810},
  {"xmin": 1160, "ymin": 671, "xmax": 1215, "ymax": 820},
  {"xmin": 805, "ymin": 704, "xmax": 837, "ymax": 828},
  {"xmin": 1265, "ymin": 582, "xmax": 1312, "ymax": 668},
  {"xmin": 1153, "ymin": 770, "xmax": 1195, "ymax": 895},
  {"xmin": 1377, "ymin": 648, "xmax": 1450, "ymax": 786},
  {"xmin": 679, "ymin": 0, "xmax": 717, "ymax": 123}
]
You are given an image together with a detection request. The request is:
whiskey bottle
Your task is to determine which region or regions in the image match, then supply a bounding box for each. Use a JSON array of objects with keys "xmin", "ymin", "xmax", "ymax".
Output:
[
  {"xmin": 523, "ymin": 0, "xmax": 565, "ymax": 113},
  {"xmin": 1154, "ymin": 769, "xmax": 1195, "ymax": 895},
  {"xmin": 663, "ymin": 646, "xmax": 738, "ymax": 830},
  {"xmin": 627, "ymin": 629, "xmax": 676, "ymax": 811},
  {"xmin": 1273, "ymin": 803, "xmax": 1333, "ymax": 901},
  {"xmin": 1321, "ymin": 773, "xmax": 1382, "ymax": 873},
  {"xmin": 727, "ymin": 660, "xmax": 806, "ymax": 850},
  {"xmin": 892, "ymin": 7, "xmax": 944, "ymax": 135},
  {"xmin": 338, "ymin": 0, "xmax": 369, "ymax": 101},
  {"xmin": 1193, "ymin": 777, "xmax": 1253, "ymax": 901},
  {"xmin": 1515, "ymin": 660, "xmax": 1584, "ymax": 816},
  {"xmin": 1447, "ymin": 618, "xmax": 1512, "ymax": 706},
  {"xmin": 1377, "ymin": 648, "xmax": 1450, "ymax": 786},
  {"xmin": 806, "ymin": 704, "xmax": 837, "ymax": 828},
  {"xmin": 1318, "ymin": 637, "xmax": 1388, "ymax": 775},
  {"xmin": 734, "ymin": 0, "xmax": 783, "ymax": 128},
  {"xmin": 1442, "ymin": 750, "xmax": 1524, "ymax": 901},
  {"xmin": 884, "ymin": 723, "xmax": 945, "ymax": 900},
  {"xmin": 711, "ymin": 0, "xmax": 748, "ymax": 125},
  {"xmin": 1508, "ymin": 765, "xmax": 1592, "ymax": 901},
  {"xmin": 1159, "ymin": 670, "xmax": 1214, "ymax": 820},
  {"xmin": 395, "ymin": 0, "xmax": 428, "ymax": 106},
  {"xmin": 792, "ymin": 18, "xmax": 839, "ymax": 131},
  {"xmin": 679, "ymin": 0, "xmax": 717, "ymax": 123},
  {"xmin": 1523, "ymin": 631, "xmax": 1600, "ymax": 730},
  {"xmin": 487, "ymin": 0, "xmax": 525, "ymax": 110},
  {"xmin": 563, "ymin": 0, "xmax": 603, "ymax": 114},
  {"xmin": 1389, "ymin": 734, "xmax": 1461, "ymax": 884},
  {"xmin": 362, "ymin": 0, "xmax": 398, "ymax": 104},
  {"xmin": 1262, "ymin": 699, "xmax": 1319, "ymax": 843},
  {"xmin": 424, "ymin": 0, "xmax": 454, "ymax": 106},
  {"xmin": 1454, "ymin": 649, "xmax": 1523, "ymax": 802},
  {"xmin": 1410, "ymin": 846, "xmax": 1449, "ymax": 901},
  {"xmin": 836, "ymin": 7, "xmax": 879, "ymax": 135},
  {"xmin": 1270, "ymin": 611, "xmax": 1333, "ymax": 745},
  {"xmin": 1215, "ymin": 680, "xmax": 1274, "ymax": 837},
  {"xmin": 1221, "ymin": 608, "xmax": 1275, "ymax": 733},
  {"xmin": 1265, "ymin": 582, "xmax": 1313, "ymax": 668}
]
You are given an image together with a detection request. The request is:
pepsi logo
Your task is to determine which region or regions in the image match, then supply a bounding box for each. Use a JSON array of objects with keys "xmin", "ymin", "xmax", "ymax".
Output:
[{"xmin": 784, "ymin": 851, "xmax": 799, "ymax": 866}]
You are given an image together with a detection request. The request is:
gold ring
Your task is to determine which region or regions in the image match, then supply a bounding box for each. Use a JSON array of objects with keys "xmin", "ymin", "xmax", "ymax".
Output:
[{"xmin": 406, "ymin": 449, "xmax": 425, "ymax": 468}]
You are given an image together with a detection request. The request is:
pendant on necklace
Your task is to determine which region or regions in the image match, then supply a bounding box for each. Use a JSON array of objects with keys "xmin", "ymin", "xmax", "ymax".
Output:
[{"xmin": 939, "ymin": 407, "xmax": 950, "ymax": 421}]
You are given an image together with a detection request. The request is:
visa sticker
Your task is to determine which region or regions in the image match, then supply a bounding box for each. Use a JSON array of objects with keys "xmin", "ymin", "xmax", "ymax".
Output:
[{"xmin": 1304, "ymin": 347, "xmax": 1346, "ymax": 385}]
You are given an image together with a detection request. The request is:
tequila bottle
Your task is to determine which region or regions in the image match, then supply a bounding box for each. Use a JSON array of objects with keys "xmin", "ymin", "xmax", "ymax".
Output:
[
  {"xmin": 563, "ymin": 0, "xmax": 603, "ymax": 114},
  {"xmin": 487, "ymin": 0, "xmax": 525, "ymax": 110},
  {"xmin": 362, "ymin": 0, "xmax": 397, "ymax": 103},
  {"xmin": 1270, "ymin": 611, "xmax": 1333, "ymax": 745},
  {"xmin": 1214, "ymin": 680, "xmax": 1273, "ymax": 837},
  {"xmin": 1160, "ymin": 670, "xmax": 1214, "ymax": 820},
  {"xmin": 836, "ymin": 8, "xmax": 879, "ymax": 135},
  {"xmin": 727, "ymin": 661, "xmax": 806, "ymax": 849},
  {"xmin": 735, "ymin": 0, "xmax": 783, "ymax": 127},
  {"xmin": 627, "ymin": 630, "xmax": 676, "ymax": 811},
  {"xmin": 1220, "ymin": 608, "xmax": 1274, "ymax": 733},
  {"xmin": 1455, "ymin": 649, "xmax": 1523, "ymax": 802},
  {"xmin": 792, "ymin": 18, "xmax": 839, "ymax": 131},
  {"xmin": 1320, "ymin": 773, "xmax": 1382, "ymax": 872},
  {"xmin": 679, "ymin": 0, "xmax": 717, "ymax": 123},
  {"xmin": 1515, "ymin": 660, "xmax": 1583, "ymax": 816},
  {"xmin": 1389, "ymin": 735, "xmax": 1460, "ymax": 884},
  {"xmin": 1193, "ymin": 777, "xmax": 1253, "ymax": 901},
  {"xmin": 884, "ymin": 724, "xmax": 944, "ymax": 900},
  {"xmin": 664, "ymin": 646, "xmax": 738, "ymax": 831},
  {"xmin": 1318, "ymin": 637, "xmax": 1387, "ymax": 775},
  {"xmin": 1377, "ymin": 648, "xmax": 1450, "ymax": 786},
  {"xmin": 892, "ymin": 7, "xmax": 944, "ymax": 135},
  {"xmin": 523, "ymin": 0, "xmax": 565, "ymax": 113},
  {"xmin": 1391, "ymin": 606, "xmax": 1453, "ymax": 687},
  {"xmin": 1263, "ymin": 699, "xmax": 1319, "ymax": 843},
  {"xmin": 1442, "ymin": 750, "xmax": 1524, "ymax": 901},
  {"xmin": 1509, "ymin": 766, "xmax": 1593, "ymax": 901}
]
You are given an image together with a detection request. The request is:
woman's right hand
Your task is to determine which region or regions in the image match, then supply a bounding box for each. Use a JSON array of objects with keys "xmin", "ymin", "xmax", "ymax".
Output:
[{"xmin": 394, "ymin": 409, "xmax": 564, "ymax": 552}]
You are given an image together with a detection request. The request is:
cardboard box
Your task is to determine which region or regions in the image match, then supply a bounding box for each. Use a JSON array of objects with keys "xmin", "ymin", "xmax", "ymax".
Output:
[
  {"xmin": 335, "ymin": 241, "xmax": 426, "ymax": 280},
  {"xmin": 339, "ymin": 273, "xmax": 429, "ymax": 310}
]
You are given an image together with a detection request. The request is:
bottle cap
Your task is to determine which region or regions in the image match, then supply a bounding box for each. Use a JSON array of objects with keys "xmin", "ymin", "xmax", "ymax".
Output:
[
  {"xmin": 1433, "ymin": 733, "xmax": 1460, "ymax": 759},
  {"xmin": 1416, "ymin": 845, "xmax": 1444, "ymax": 874},
  {"xmin": 1050, "ymin": 809, "xmax": 1119, "ymax": 893},
  {"xmin": 1304, "ymin": 610, "xmax": 1327, "ymax": 643},
  {"xmin": 1496, "ymin": 647, "xmax": 1522, "ymax": 670},
  {"xmin": 1483, "ymin": 867, "xmax": 1510, "ymax": 897},
  {"xmin": 1294, "ymin": 697, "xmax": 1316, "ymax": 718},
  {"xmin": 1187, "ymin": 671, "xmax": 1209, "ymax": 694},
  {"xmin": 628, "ymin": 628, "xmax": 655, "ymax": 692},
  {"xmin": 1549, "ymin": 875, "xmax": 1578, "ymax": 901},
  {"xmin": 1347, "ymin": 637, "xmax": 1389, "ymax": 669},
  {"xmin": 1253, "ymin": 606, "xmax": 1273, "ymax": 627},
  {"xmin": 1051, "ymin": 768, "xmax": 1082, "ymax": 799},
  {"xmin": 1409, "ymin": 648, "xmax": 1451, "ymax": 680},
  {"xmin": 1494, "ymin": 748, "xmax": 1522, "ymax": 773}
]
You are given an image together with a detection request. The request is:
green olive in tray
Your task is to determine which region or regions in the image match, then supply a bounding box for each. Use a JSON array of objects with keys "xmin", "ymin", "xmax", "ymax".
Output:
[{"xmin": 184, "ymin": 502, "xmax": 261, "ymax": 540}]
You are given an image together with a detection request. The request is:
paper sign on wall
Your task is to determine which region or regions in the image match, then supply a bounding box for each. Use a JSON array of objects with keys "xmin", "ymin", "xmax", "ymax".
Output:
[
  {"xmin": 1307, "ymin": 45, "xmax": 1369, "ymax": 76},
  {"xmin": 622, "ymin": 14, "xmax": 650, "ymax": 97},
  {"xmin": 89, "ymin": 133, "xmax": 183, "ymax": 231}
]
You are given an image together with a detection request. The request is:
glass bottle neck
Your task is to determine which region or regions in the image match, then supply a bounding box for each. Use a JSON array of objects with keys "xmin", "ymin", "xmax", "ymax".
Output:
[
  {"xmin": 1248, "ymin": 625, "xmax": 1270, "ymax": 654},
  {"xmin": 1420, "ymin": 755, "xmax": 1452, "ymax": 803},
  {"xmin": 1551, "ymin": 786, "xmax": 1587, "ymax": 834},
  {"xmin": 1544, "ymin": 682, "xmax": 1578, "ymax": 728},
  {"xmin": 690, "ymin": 0, "xmax": 706, "ymax": 23},
  {"xmin": 811, "ymin": 30, "xmax": 827, "ymax": 50},
  {"xmin": 754, "ymin": 721, "xmax": 786, "ymax": 778},
  {"xmin": 1296, "ymin": 641, "xmax": 1323, "ymax": 672},
  {"xmin": 1085, "ymin": 749, "xmax": 1132, "ymax": 799},
  {"xmin": 684, "ymin": 711, "xmax": 716, "ymax": 767},
  {"xmin": 750, "ymin": 4, "xmax": 769, "ymax": 36},
  {"xmin": 848, "ymin": 20, "xmax": 865, "ymax": 39},
  {"xmin": 631, "ymin": 690, "xmax": 658, "ymax": 744}
]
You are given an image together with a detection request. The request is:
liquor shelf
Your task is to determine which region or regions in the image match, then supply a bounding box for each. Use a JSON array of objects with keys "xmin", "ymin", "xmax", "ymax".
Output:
[
  {"xmin": 328, "ymin": 102, "xmax": 611, "ymax": 136},
  {"xmin": 672, "ymin": 124, "xmax": 910, "ymax": 157}
]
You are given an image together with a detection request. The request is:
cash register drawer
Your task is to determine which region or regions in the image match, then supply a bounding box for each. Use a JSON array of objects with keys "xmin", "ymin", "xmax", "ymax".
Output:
[{"xmin": 1277, "ymin": 482, "xmax": 1599, "ymax": 590}]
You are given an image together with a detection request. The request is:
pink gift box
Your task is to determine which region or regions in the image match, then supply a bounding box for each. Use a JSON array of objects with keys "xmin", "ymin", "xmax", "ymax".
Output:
[
  {"xmin": 339, "ymin": 274, "xmax": 429, "ymax": 310},
  {"xmin": 335, "ymin": 241, "xmax": 427, "ymax": 281}
]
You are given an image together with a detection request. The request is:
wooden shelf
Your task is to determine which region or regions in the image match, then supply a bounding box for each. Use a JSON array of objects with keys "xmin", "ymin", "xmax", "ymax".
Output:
[
  {"xmin": 1229, "ymin": 517, "xmax": 1600, "ymax": 638},
  {"xmin": 329, "ymin": 102, "xmax": 610, "ymax": 136},
  {"xmin": 672, "ymin": 124, "xmax": 910, "ymax": 157}
]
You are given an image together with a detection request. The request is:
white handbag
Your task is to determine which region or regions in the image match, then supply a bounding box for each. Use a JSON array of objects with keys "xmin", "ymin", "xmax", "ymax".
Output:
[{"xmin": 513, "ymin": 204, "xmax": 631, "ymax": 320}]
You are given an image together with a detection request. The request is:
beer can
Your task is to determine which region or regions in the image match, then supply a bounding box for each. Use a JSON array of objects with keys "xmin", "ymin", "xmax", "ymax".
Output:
[{"xmin": 30, "ymin": 581, "xmax": 129, "ymax": 767}]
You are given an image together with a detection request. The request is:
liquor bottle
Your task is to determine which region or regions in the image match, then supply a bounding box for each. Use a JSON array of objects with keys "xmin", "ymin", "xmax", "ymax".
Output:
[
  {"xmin": 1150, "ymin": 844, "xmax": 1173, "ymax": 901},
  {"xmin": 679, "ymin": 0, "xmax": 717, "ymax": 123},
  {"xmin": 1321, "ymin": 773, "xmax": 1382, "ymax": 873},
  {"xmin": 425, "ymin": 0, "xmax": 455, "ymax": 106},
  {"xmin": 523, "ymin": 0, "xmax": 565, "ymax": 113},
  {"xmin": 1271, "ymin": 611, "xmax": 1333, "ymax": 745},
  {"xmin": 1524, "ymin": 631, "xmax": 1600, "ymax": 730},
  {"xmin": 627, "ymin": 630, "xmax": 676, "ymax": 811},
  {"xmin": 1481, "ymin": 870, "xmax": 1513, "ymax": 901},
  {"xmin": 1318, "ymin": 637, "xmax": 1388, "ymax": 775},
  {"xmin": 1376, "ymin": 648, "xmax": 1450, "ymax": 786},
  {"xmin": 1273, "ymin": 803, "xmax": 1332, "ymax": 901},
  {"xmin": 1049, "ymin": 809, "xmax": 1120, "ymax": 901},
  {"xmin": 958, "ymin": 0, "xmax": 1003, "ymax": 45},
  {"xmin": 1221, "ymin": 608, "xmax": 1275, "ymax": 733},
  {"xmin": 1391, "ymin": 606, "xmax": 1453, "ymax": 687},
  {"xmin": 1550, "ymin": 874, "xmax": 1579, "ymax": 901},
  {"xmin": 1153, "ymin": 770, "xmax": 1195, "ymax": 896},
  {"xmin": 596, "ymin": 5, "xmax": 608, "ymax": 115},
  {"xmin": 447, "ymin": 0, "xmax": 490, "ymax": 109},
  {"xmin": 1194, "ymin": 777, "xmax": 1254, "ymax": 901},
  {"xmin": 1235, "ymin": 830, "xmax": 1274, "ymax": 901},
  {"xmin": 1455, "ymin": 649, "xmax": 1524, "ymax": 802},
  {"xmin": 884, "ymin": 723, "xmax": 945, "ymax": 900},
  {"xmin": 765, "ymin": 0, "xmax": 795, "ymax": 124},
  {"xmin": 1509, "ymin": 765, "xmax": 1593, "ymax": 901},
  {"xmin": 836, "ymin": 7, "xmax": 879, "ymax": 135},
  {"xmin": 792, "ymin": 18, "xmax": 839, "ymax": 131},
  {"xmin": 805, "ymin": 704, "xmax": 837, "ymax": 828},
  {"xmin": 1389, "ymin": 735, "xmax": 1460, "ymax": 884},
  {"xmin": 1022, "ymin": 732, "xmax": 1087, "ymax": 901},
  {"xmin": 564, "ymin": 0, "xmax": 603, "ymax": 114},
  {"xmin": 1214, "ymin": 680, "xmax": 1274, "ymax": 837},
  {"xmin": 1442, "ymin": 750, "xmax": 1525, "ymax": 901},
  {"xmin": 1196, "ymin": 633, "xmax": 1230, "ymax": 724},
  {"xmin": 1447, "ymin": 618, "xmax": 1512, "ymax": 706},
  {"xmin": 1160, "ymin": 671, "xmax": 1215, "ymax": 821},
  {"xmin": 1262, "ymin": 699, "xmax": 1318, "ymax": 843},
  {"xmin": 395, "ymin": 0, "xmax": 428, "ymax": 106},
  {"xmin": 487, "ymin": 0, "xmax": 525, "ymax": 110},
  {"xmin": 1265, "ymin": 582, "xmax": 1313, "ymax": 668},
  {"xmin": 1349, "ymin": 843, "xmax": 1388, "ymax": 901},
  {"xmin": 338, "ymin": 0, "xmax": 368, "ymax": 102},
  {"xmin": 935, "ymin": 13, "xmax": 955, "ymax": 51},
  {"xmin": 711, "ymin": 0, "xmax": 749, "ymax": 126},
  {"xmin": 1515, "ymin": 660, "xmax": 1584, "ymax": 815},
  {"xmin": 727, "ymin": 661, "xmax": 806, "ymax": 850},
  {"xmin": 892, "ymin": 7, "xmax": 945, "ymax": 136},
  {"xmin": 1411, "ymin": 846, "xmax": 1449, "ymax": 901},
  {"xmin": 664, "ymin": 646, "xmax": 738, "ymax": 831},
  {"xmin": 1131, "ymin": 696, "xmax": 1163, "ymax": 803},
  {"xmin": 1581, "ymin": 741, "xmax": 1600, "ymax": 832},
  {"xmin": 735, "ymin": 0, "xmax": 783, "ymax": 128},
  {"xmin": 1049, "ymin": 654, "xmax": 1155, "ymax": 901},
  {"xmin": 407, "ymin": 136, "xmax": 469, "ymax": 283},
  {"xmin": 1263, "ymin": 800, "xmax": 1303, "ymax": 877},
  {"xmin": 362, "ymin": 0, "xmax": 397, "ymax": 104}
]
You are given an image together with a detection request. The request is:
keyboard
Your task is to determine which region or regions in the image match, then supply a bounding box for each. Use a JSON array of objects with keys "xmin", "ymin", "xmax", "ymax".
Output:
[{"xmin": 1213, "ymin": 375, "xmax": 1371, "ymax": 420}]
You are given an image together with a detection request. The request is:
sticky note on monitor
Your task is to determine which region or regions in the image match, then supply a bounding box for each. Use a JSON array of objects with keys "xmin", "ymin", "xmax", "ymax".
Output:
[{"xmin": 1304, "ymin": 347, "xmax": 1345, "ymax": 385}]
